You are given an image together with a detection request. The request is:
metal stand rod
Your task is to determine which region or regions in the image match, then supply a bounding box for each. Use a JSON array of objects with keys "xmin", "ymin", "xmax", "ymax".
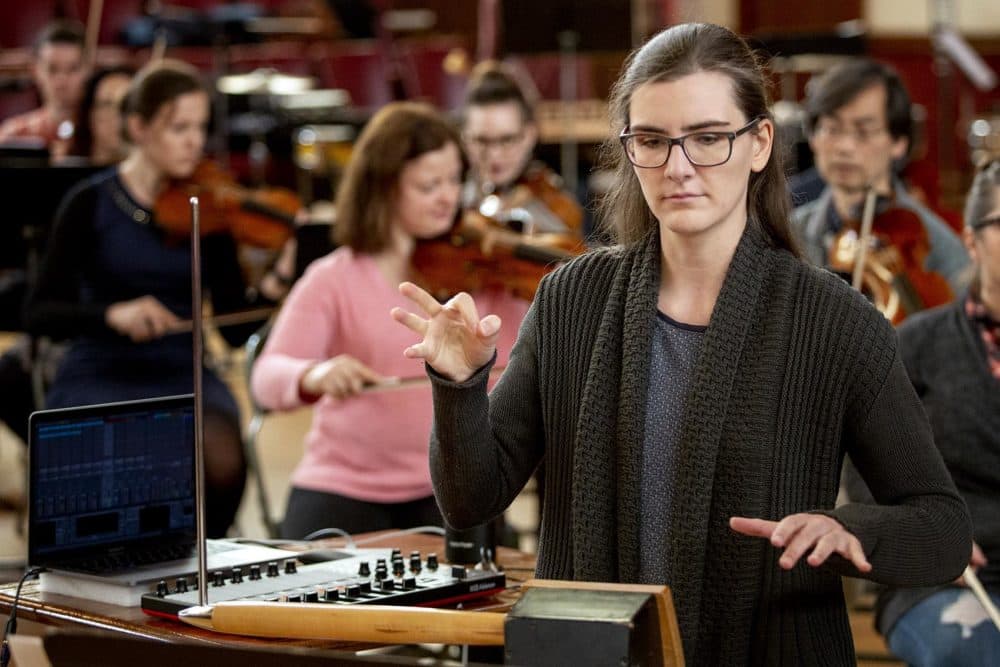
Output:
[
  {"xmin": 190, "ymin": 196, "xmax": 208, "ymax": 607},
  {"xmin": 557, "ymin": 30, "xmax": 579, "ymax": 197}
]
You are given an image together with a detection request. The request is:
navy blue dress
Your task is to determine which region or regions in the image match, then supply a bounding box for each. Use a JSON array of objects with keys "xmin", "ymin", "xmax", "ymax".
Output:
[{"xmin": 26, "ymin": 169, "xmax": 260, "ymax": 419}]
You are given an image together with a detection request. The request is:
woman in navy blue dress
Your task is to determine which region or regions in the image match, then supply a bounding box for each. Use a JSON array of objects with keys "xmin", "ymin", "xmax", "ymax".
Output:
[{"xmin": 26, "ymin": 60, "xmax": 277, "ymax": 537}]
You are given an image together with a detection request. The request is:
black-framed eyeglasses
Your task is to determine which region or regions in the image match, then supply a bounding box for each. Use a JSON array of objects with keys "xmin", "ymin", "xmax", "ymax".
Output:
[
  {"xmin": 464, "ymin": 129, "xmax": 526, "ymax": 153},
  {"xmin": 975, "ymin": 214, "xmax": 1000, "ymax": 230},
  {"xmin": 619, "ymin": 115, "xmax": 765, "ymax": 168}
]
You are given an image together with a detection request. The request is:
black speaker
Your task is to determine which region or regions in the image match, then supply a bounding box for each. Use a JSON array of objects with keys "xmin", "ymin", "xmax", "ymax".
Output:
[{"xmin": 504, "ymin": 587, "xmax": 663, "ymax": 666}]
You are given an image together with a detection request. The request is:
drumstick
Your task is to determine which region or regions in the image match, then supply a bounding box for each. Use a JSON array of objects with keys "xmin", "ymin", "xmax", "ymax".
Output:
[{"xmin": 963, "ymin": 566, "xmax": 1000, "ymax": 633}]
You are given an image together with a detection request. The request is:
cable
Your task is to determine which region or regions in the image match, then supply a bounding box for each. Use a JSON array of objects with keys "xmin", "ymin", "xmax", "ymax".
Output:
[
  {"xmin": 299, "ymin": 525, "xmax": 447, "ymax": 548},
  {"xmin": 354, "ymin": 525, "xmax": 446, "ymax": 546},
  {"xmin": 1, "ymin": 566, "xmax": 45, "ymax": 667},
  {"xmin": 301, "ymin": 527, "xmax": 356, "ymax": 548}
]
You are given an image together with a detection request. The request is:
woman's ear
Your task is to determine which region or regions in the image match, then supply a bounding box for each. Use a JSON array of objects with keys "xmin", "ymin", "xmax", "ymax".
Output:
[
  {"xmin": 125, "ymin": 114, "xmax": 145, "ymax": 146},
  {"xmin": 750, "ymin": 118, "xmax": 774, "ymax": 173},
  {"xmin": 963, "ymin": 225, "xmax": 979, "ymax": 266}
]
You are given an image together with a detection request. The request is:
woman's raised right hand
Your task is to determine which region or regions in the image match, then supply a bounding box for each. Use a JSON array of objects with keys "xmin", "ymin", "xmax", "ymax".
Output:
[{"xmin": 391, "ymin": 281, "xmax": 501, "ymax": 383}]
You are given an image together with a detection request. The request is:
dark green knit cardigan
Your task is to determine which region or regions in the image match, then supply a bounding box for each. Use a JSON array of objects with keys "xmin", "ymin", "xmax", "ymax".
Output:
[{"xmin": 429, "ymin": 223, "xmax": 971, "ymax": 665}]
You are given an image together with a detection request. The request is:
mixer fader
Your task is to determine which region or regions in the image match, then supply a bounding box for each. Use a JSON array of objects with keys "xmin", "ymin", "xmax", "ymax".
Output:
[{"xmin": 141, "ymin": 547, "xmax": 506, "ymax": 618}]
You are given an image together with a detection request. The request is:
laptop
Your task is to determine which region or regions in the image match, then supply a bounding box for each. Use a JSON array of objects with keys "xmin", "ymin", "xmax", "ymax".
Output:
[{"xmin": 28, "ymin": 395, "xmax": 295, "ymax": 589}]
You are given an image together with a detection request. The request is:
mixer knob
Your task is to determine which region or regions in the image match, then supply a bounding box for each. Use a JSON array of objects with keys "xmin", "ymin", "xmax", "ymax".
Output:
[
  {"xmin": 392, "ymin": 560, "xmax": 405, "ymax": 577},
  {"xmin": 212, "ymin": 571, "xmax": 226, "ymax": 587},
  {"xmin": 266, "ymin": 561, "xmax": 280, "ymax": 577},
  {"xmin": 304, "ymin": 590, "xmax": 319, "ymax": 603},
  {"xmin": 286, "ymin": 593, "xmax": 302, "ymax": 603},
  {"xmin": 402, "ymin": 577, "xmax": 417, "ymax": 590},
  {"xmin": 231, "ymin": 567, "xmax": 243, "ymax": 584},
  {"xmin": 249, "ymin": 564, "xmax": 261, "ymax": 581},
  {"xmin": 284, "ymin": 559, "xmax": 297, "ymax": 575},
  {"xmin": 358, "ymin": 581, "xmax": 372, "ymax": 594},
  {"xmin": 174, "ymin": 577, "xmax": 189, "ymax": 593},
  {"xmin": 451, "ymin": 565, "xmax": 467, "ymax": 580},
  {"xmin": 391, "ymin": 548, "xmax": 402, "ymax": 559},
  {"xmin": 156, "ymin": 580, "xmax": 169, "ymax": 597},
  {"xmin": 374, "ymin": 564, "xmax": 388, "ymax": 581},
  {"xmin": 426, "ymin": 553, "xmax": 439, "ymax": 571},
  {"xmin": 345, "ymin": 585, "xmax": 361, "ymax": 598},
  {"xmin": 358, "ymin": 561, "xmax": 371, "ymax": 577},
  {"xmin": 324, "ymin": 588, "xmax": 340, "ymax": 602},
  {"xmin": 378, "ymin": 578, "xmax": 395, "ymax": 592}
]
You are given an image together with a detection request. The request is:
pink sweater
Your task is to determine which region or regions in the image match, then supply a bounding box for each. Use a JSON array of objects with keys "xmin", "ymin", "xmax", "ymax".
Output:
[{"xmin": 250, "ymin": 248, "xmax": 528, "ymax": 503}]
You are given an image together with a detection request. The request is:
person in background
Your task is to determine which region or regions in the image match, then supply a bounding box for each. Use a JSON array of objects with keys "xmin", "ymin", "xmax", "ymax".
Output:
[
  {"xmin": 791, "ymin": 58, "xmax": 968, "ymax": 295},
  {"xmin": 845, "ymin": 159, "xmax": 1000, "ymax": 666},
  {"xmin": 0, "ymin": 67, "xmax": 135, "ymax": 456},
  {"xmin": 0, "ymin": 20, "xmax": 88, "ymax": 161},
  {"xmin": 393, "ymin": 23, "xmax": 971, "ymax": 664},
  {"xmin": 24, "ymin": 60, "xmax": 278, "ymax": 537},
  {"xmin": 64, "ymin": 65, "xmax": 134, "ymax": 165},
  {"xmin": 251, "ymin": 102, "xmax": 528, "ymax": 540},
  {"xmin": 461, "ymin": 60, "xmax": 584, "ymax": 240}
]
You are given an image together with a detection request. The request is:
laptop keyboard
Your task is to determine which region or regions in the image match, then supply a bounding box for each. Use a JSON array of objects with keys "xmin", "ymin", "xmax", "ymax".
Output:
[{"xmin": 69, "ymin": 543, "xmax": 195, "ymax": 574}]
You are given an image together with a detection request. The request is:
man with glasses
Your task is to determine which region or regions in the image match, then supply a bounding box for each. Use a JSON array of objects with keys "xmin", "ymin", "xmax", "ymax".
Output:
[
  {"xmin": 791, "ymin": 58, "xmax": 969, "ymax": 294},
  {"xmin": 460, "ymin": 61, "xmax": 583, "ymax": 238}
]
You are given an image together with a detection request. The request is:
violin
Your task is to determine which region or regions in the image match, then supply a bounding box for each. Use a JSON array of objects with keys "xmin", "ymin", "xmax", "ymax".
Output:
[
  {"xmin": 155, "ymin": 160, "xmax": 301, "ymax": 249},
  {"xmin": 411, "ymin": 211, "xmax": 585, "ymax": 301},
  {"xmin": 828, "ymin": 189, "xmax": 953, "ymax": 324},
  {"xmin": 475, "ymin": 162, "xmax": 584, "ymax": 237}
]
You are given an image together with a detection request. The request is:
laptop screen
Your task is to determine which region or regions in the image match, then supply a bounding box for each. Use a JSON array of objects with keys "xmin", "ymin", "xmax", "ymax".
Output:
[{"xmin": 28, "ymin": 395, "xmax": 197, "ymax": 567}]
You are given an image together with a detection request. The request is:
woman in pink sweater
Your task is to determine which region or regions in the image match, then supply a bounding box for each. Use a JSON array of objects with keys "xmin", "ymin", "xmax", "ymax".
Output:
[{"xmin": 251, "ymin": 102, "xmax": 527, "ymax": 539}]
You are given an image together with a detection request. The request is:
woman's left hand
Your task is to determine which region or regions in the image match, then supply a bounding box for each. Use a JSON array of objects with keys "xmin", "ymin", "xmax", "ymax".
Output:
[{"xmin": 729, "ymin": 514, "xmax": 872, "ymax": 573}]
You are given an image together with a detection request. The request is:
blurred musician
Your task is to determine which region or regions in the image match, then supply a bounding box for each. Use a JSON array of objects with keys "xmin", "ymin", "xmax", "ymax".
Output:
[
  {"xmin": 844, "ymin": 160, "xmax": 1000, "ymax": 666},
  {"xmin": 251, "ymin": 102, "xmax": 528, "ymax": 539},
  {"xmin": 0, "ymin": 68, "xmax": 134, "ymax": 451},
  {"xmin": 64, "ymin": 66, "xmax": 135, "ymax": 165},
  {"xmin": 791, "ymin": 58, "xmax": 969, "ymax": 294},
  {"xmin": 460, "ymin": 60, "xmax": 584, "ymax": 239},
  {"xmin": 24, "ymin": 60, "xmax": 284, "ymax": 537},
  {"xmin": 0, "ymin": 20, "xmax": 88, "ymax": 161}
]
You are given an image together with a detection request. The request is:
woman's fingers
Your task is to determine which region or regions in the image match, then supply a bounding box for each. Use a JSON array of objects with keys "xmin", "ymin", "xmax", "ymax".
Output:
[
  {"xmin": 399, "ymin": 281, "xmax": 442, "ymax": 317},
  {"xmin": 729, "ymin": 516, "xmax": 778, "ymax": 539},
  {"xmin": 731, "ymin": 513, "xmax": 870, "ymax": 573},
  {"xmin": 773, "ymin": 516, "xmax": 827, "ymax": 569},
  {"xmin": 390, "ymin": 306, "xmax": 428, "ymax": 335}
]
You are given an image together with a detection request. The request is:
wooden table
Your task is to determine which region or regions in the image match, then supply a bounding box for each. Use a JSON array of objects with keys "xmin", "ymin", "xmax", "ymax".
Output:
[{"xmin": 0, "ymin": 532, "xmax": 536, "ymax": 658}]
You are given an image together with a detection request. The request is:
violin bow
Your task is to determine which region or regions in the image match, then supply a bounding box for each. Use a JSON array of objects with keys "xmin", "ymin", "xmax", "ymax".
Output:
[
  {"xmin": 361, "ymin": 365, "xmax": 507, "ymax": 395},
  {"xmin": 850, "ymin": 187, "xmax": 879, "ymax": 292},
  {"xmin": 962, "ymin": 566, "xmax": 1000, "ymax": 633},
  {"xmin": 84, "ymin": 0, "xmax": 104, "ymax": 69},
  {"xmin": 167, "ymin": 307, "xmax": 276, "ymax": 334}
]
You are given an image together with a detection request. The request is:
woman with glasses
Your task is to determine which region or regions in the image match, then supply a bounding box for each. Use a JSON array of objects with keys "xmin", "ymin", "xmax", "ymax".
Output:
[
  {"xmin": 393, "ymin": 23, "xmax": 971, "ymax": 664},
  {"xmin": 845, "ymin": 159, "xmax": 1000, "ymax": 666},
  {"xmin": 460, "ymin": 61, "xmax": 584, "ymax": 239}
]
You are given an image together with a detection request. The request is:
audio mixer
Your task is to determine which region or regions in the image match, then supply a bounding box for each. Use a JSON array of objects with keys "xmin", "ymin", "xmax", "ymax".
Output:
[{"xmin": 141, "ymin": 547, "xmax": 506, "ymax": 618}]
